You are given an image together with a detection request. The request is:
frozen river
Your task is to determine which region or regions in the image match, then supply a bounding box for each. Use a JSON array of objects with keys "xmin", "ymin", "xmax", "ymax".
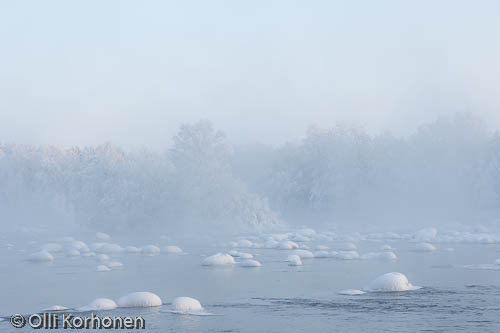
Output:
[{"xmin": 1, "ymin": 227, "xmax": 500, "ymax": 332}]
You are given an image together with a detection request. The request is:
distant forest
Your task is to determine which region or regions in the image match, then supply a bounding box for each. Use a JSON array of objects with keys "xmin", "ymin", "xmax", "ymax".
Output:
[{"xmin": 1, "ymin": 114, "xmax": 499, "ymax": 231}]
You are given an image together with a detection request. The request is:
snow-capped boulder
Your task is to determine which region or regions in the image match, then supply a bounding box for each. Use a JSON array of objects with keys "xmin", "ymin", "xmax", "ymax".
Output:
[
  {"xmin": 413, "ymin": 243, "xmax": 436, "ymax": 252},
  {"xmin": 313, "ymin": 250, "xmax": 332, "ymax": 258},
  {"xmin": 28, "ymin": 250, "xmax": 54, "ymax": 262},
  {"xmin": 315, "ymin": 245, "xmax": 329, "ymax": 251},
  {"xmin": 66, "ymin": 249, "xmax": 80, "ymax": 257},
  {"xmin": 364, "ymin": 272, "xmax": 421, "ymax": 292},
  {"xmin": 291, "ymin": 249, "xmax": 314, "ymax": 259},
  {"xmin": 125, "ymin": 246, "xmax": 140, "ymax": 254},
  {"xmin": 79, "ymin": 298, "xmax": 117, "ymax": 311},
  {"xmin": 336, "ymin": 242, "xmax": 357, "ymax": 251},
  {"xmin": 172, "ymin": 297, "xmax": 203, "ymax": 312},
  {"xmin": 202, "ymin": 253, "xmax": 235, "ymax": 266},
  {"xmin": 108, "ymin": 261, "xmax": 123, "ymax": 269},
  {"xmin": 240, "ymin": 259, "xmax": 262, "ymax": 267},
  {"xmin": 287, "ymin": 254, "xmax": 302, "ymax": 266},
  {"xmin": 96, "ymin": 265, "xmax": 111, "ymax": 272},
  {"xmin": 117, "ymin": 292, "xmax": 162, "ymax": 308},
  {"xmin": 338, "ymin": 289, "xmax": 366, "ymax": 295},
  {"xmin": 334, "ymin": 251, "xmax": 360, "ymax": 260},
  {"xmin": 141, "ymin": 245, "xmax": 160, "ymax": 256},
  {"xmin": 164, "ymin": 245, "xmax": 183, "ymax": 254},
  {"xmin": 278, "ymin": 241, "xmax": 299, "ymax": 250}
]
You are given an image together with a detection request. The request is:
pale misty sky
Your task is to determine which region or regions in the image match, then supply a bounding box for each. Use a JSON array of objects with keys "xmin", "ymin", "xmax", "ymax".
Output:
[{"xmin": 1, "ymin": 1, "xmax": 499, "ymax": 150}]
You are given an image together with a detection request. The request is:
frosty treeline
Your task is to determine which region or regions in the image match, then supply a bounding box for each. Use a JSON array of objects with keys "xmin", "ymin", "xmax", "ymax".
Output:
[{"xmin": 1, "ymin": 114, "xmax": 500, "ymax": 231}]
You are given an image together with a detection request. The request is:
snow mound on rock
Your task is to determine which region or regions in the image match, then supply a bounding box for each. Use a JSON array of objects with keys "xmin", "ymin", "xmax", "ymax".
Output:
[
  {"xmin": 28, "ymin": 250, "xmax": 54, "ymax": 262},
  {"xmin": 338, "ymin": 289, "xmax": 366, "ymax": 295},
  {"xmin": 202, "ymin": 253, "xmax": 235, "ymax": 266},
  {"xmin": 172, "ymin": 297, "xmax": 203, "ymax": 312},
  {"xmin": 117, "ymin": 292, "xmax": 162, "ymax": 308},
  {"xmin": 141, "ymin": 245, "xmax": 160, "ymax": 255},
  {"xmin": 287, "ymin": 254, "xmax": 302, "ymax": 266},
  {"xmin": 364, "ymin": 272, "xmax": 421, "ymax": 292},
  {"xmin": 164, "ymin": 245, "xmax": 183, "ymax": 254},
  {"xmin": 240, "ymin": 259, "xmax": 261, "ymax": 267},
  {"xmin": 79, "ymin": 298, "xmax": 117, "ymax": 311},
  {"xmin": 96, "ymin": 265, "xmax": 111, "ymax": 272},
  {"xmin": 291, "ymin": 249, "xmax": 314, "ymax": 259},
  {"xmin": 413, "ymin": 243, "xmax": 436, "ymax": 252}
]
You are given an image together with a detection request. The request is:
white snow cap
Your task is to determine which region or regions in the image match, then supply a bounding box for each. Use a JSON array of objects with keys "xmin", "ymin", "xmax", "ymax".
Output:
[
  {"xmin": 79, "ymin": 298, "xmax": 117, "ymax": 311},
  {"xmin": 125, "ymin": 246, "xmax": 140, "ymax": 254},
  {"xmin": 414, "ymin": 243, "xmax": 436, "ymax": 252},
  {"xmin": 117, "ymin": 292, "xmax": 162, "ymax": 308},
  {"xmin": 291, "ymin": 249, "xmax": 314, "ymax": 259},
  {"xmin": 66, "ymin": 249, "xmax": 80, "ymax": 257},
  {"xmin": 237, "ymin": 239, "xmax": 253, "ymax": 248},
  {"xmin": 364, "ymin": 272, "xmax": 421, "ymax": 292},
  {"xmin": 28, "ymin": 250, "xmax": 54, "ymax": 262},
  {"xmin": 96, "ymin": 265, "xmax": 111, "ymax": 272},
  {"xmin": 287, "ymin": 254, "xmax": 303, "ymax": 266},
  {"xmin": 171, "ymin": 297, "xmax": 203, "ymax": 312},
  {"xmin": 108, "ymin": 261, "xmax": 123, "ymax": 269},
  {"xmin": 240, "ymin": 259, "xmax": 262, "ymax": 267},
  {"xmin": 164, "ymin": 245, "xmax": 183, "ymax": 254},
  {"xmin": 278, "ymin": 241, "xmax": 299, "ymax": 250},
  {"xmin": 141, "ymin": 245, "xmax": 161, "ymax": 255},
  {"xmin": 338, "ymin": 289, "xmax": 366, "ymax": 295},
  {"xmin": 202, "ymin": 253, "xmax": 235, "ymax": 266}
]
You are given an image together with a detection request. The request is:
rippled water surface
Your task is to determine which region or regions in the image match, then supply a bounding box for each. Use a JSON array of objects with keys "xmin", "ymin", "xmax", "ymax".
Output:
[{"xmin": 2, "ymin": 230, "xmax": 500, "ymax": 332}]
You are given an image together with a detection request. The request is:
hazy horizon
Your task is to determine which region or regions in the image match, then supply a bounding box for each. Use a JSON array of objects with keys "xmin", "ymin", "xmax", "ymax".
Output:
[{"xmin": 2, "ymin": 1, "xmax": 500, "ymax": 150}]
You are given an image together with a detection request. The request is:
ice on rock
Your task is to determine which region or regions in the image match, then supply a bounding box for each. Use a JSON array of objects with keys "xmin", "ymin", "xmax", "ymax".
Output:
[
  {"xmin": 172, "ymin": 297, "xmax": 203, "ymax": 312},
  {"xmin": 380, "ymin": 244, "xmax": 393, "ymax": 251},
  {"xmin": 278, "ymin": 241, "xmax": 299, "ymax": 250},
  {"xmin": 108, "ymin": 261, "xmax": 123, "ymax": 269},
  {"xmin": 315, "ymin": 245, "xmax": 329, "ymax": 251},
  {"xmin": 228, "ymin": 250, "xmax": 253, "ymax": 259},
  {"xmin": 96, "ymin": 232, "xmax": 111, "ymax": 241},
  {"xmin": 125, "ymin": 246, "xmax": 140, "ymax": 254},
  {"xmin": 361, "ymin": 251, "xmax": 397, "ymax": 261},
  {"xmin": 413, "ymin": 243, "xmax": 436, "ymax": 252},
  {"xmin": 41, "ymin": 243, "xmax": 62, "ymax": 253},
  {"xmin": 164, "ymin": 245, "xmax": 183, "ymax": 254},
  {"xmin": 82, "ymin": 252, "xmax": 96, "ymax": 257},
  {"xmin": 237, "ymin": 239, "xmax": 253, "ymax": 248},
  {"xmin": 287, "ymin": 254, "xmax": 303, "ymax": 266},
  {"xmin": 271, "ymin": 233, "xmax": 289, "ymax": 241},
  {"xmin": 202, "ymin": 253, "xmax": 235, "ymax": 266},
  {"xmin": 291, "ymin": 234, "xmax": 311, "ymax": 242},
  {"xmin": 364, "ymin": 272, "xmax": 421, "ymax": 292},
  {"xmin": 96, "ymin": 243, "xmax": 123, "ymax": 254},
  {"xmin": 299, "ymin": 244, "xmax": 310, "ymax": 250},
  {"xmin": 44, "ymin": 305, "xmax": 68, "ymax": 311},
  {"xmin": 141, "ymin": 245, "xmax": 161, "ymax": 256},
  {"xmin": 28, "ymin": 250, "xmax": 54, "ymax": 262},
  {"xmin": 66, "ymin": 249, "xmax": 80, "ymax": 257},
  {"xmin": 339, "ymin": 289, "xmax": 366, "ymax": 295},
  {"xmin": 413, "ymin": 228, "xmax": 437, "ymax": 242},
  {"xmin": 297, "ymin": 228, "xmax": 316, "ymax": 237},
  {"xmin": 240, "ymin": 259, "xmax": 262, "ymax": 267},
  {"xmin": 79, "ymin": 298, "xmax": 117, "ymax": 311},
  {"xmin": 334, "ymin": 251, "xmax": 360, "ymax": 260},
  {"xmin": 67, "ymin": 241, "xmax": 89, "ymax": 253},
  {"xmin": 96, "ymin": 265, "xmax": 111, "ymax": 272},
  {"xmin": 292, "ymin": 249, "xmax": 314, "ymax": 259},
  {"xmin": 117, "ymin": 292, "xmax": 162, "ymax": 307}
]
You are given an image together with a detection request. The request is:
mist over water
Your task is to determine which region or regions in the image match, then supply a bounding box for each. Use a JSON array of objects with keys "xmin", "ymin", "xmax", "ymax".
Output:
[
  {"xmin": 3, "ymin": 1, "xmax": 500, "ymax": 332},
  {"xmin": 1, "ymin": 114, "xmax": 498, "ymax": 235}
]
